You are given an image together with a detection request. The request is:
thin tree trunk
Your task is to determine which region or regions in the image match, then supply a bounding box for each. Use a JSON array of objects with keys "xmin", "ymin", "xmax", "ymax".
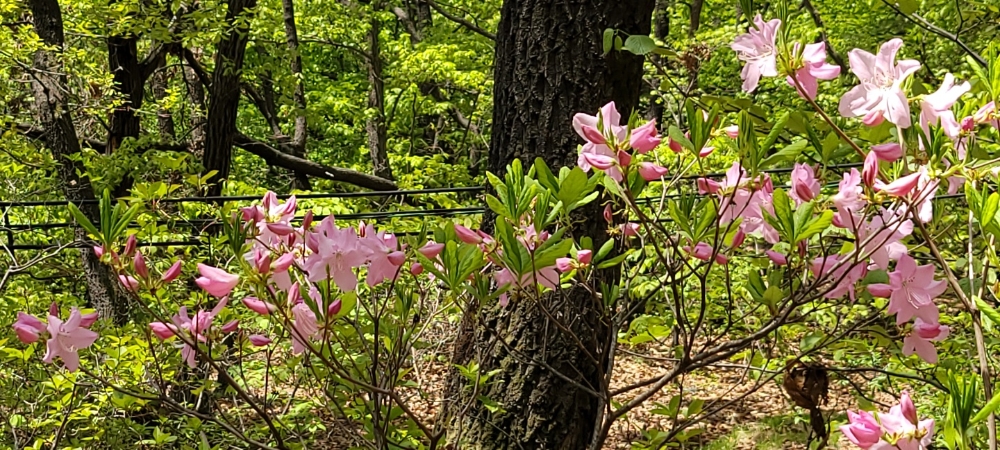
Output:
[
  {"xmin": 27, "ymin": 0, "xmax": 130, "ymax": 323},
  {"xmin": 280, "ymin": 0, "xmax": 311, "ymax": 190},
  {"xmin": 647, "ymin": 0, "xmax": 670, "ymax": 123},
  {"xmin": 688, "ymin": 0, "xmax": 703, "ymax": 38},
  {"xmin": 151, "ymin": 62, "xmax": 176, "ymax": 140},
  {"xmin": 202, "ymin": 0, "xmax": 257, "ymax": 197},
  {"xmin": 183, "ymin": 51, "xmax": 207, "ymax": 159},
  {"xmin": 106, "ymin": 32, "xmax": 143, "ymax": 197},
  {"xmin": 443, "ymin": 0, "xmax": 654, "ymax": 448},
  {"xmin": 366, "ymin": 4, "xmax": 393, "ymax": 181}
]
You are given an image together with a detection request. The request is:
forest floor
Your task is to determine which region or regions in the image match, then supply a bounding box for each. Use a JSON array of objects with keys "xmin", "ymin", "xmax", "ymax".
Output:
[{"xmin": 385, "ymin": 316, "xmax": 882, "ymax": 450}]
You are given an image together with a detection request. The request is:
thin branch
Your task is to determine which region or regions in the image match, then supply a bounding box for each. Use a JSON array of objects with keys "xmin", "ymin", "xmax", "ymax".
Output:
[
  {"xmin": 880, "ymin": 0, "xmax": 986, "ymax": 67},
  {"xmin": 424, "ymin": 0, "xmax": 495, "ymax": 41}
]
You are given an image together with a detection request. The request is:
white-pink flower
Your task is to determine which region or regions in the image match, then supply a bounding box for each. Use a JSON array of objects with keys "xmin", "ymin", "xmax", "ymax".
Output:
[
  {"xmin": 839, "ymin": 39, "xmax": 921, "ymax": 128},
  {"xmin": 731, "ymin": 14, "xmax": 781, "ymax": 93},
  {"xmin": 787, "ymin": 42, "xmax": 841, "ymax": 100}
]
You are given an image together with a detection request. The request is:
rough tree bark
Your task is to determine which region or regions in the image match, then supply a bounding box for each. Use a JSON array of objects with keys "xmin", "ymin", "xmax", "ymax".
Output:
[
  {"xmin": 27, "ymin": 0, "xmax": 131, "ymax": 323},
  {"xmin": 202, "ymin": 0, "xmax": 257, "ymax": 197},
  {"xmin": 365, "ymin": 2, "xmax": 393, "ymax": 181},
  {"xmin": 183, "ymin": 49, "xmax": 208, "ymax": 159},
  {"xmin": 279, "ymin": 0, "xmax": 312, "ymax": 190},
  {"xmin": 646, "ymin": 0, "xmax": 670, "ymax": 123},
  {"xmin": 443, "ymin": 0, "xmax": 654, "ymax": 448}
]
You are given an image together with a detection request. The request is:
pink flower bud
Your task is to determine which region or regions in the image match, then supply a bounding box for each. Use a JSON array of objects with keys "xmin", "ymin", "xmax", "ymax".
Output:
[
  {"xmin": 387, "ymin": 251, "xmax": 406, "ymax": 266},
  {"xmin": 871, "ymin": 142, "xmax": 903, "ymax": 162},
  {"xmin": 874, "ymin": 171, "xmax": 922, "ymax": 197},
  {"xmin": 93, "ymin": 245, "xmax": 105, "ymax": 258},
  {"xmin": 697, "ymin": 178, "xmax": 722, "ymax": 194},
  {"xmin": 327, "ymin": 299, "xmax": 342, "ymax": 316},
  {"xmin": 133, "ymin": 251, "xmax": 149, "ymax": 279},
  {"xmin": 195, "ymin": 264, "xmax": 240, "ymax": 298},
  {"xmin": 581, "ymin": 152, "xmax": 616, "ymax": 170},
  {"xmin": 272, "ymin": 252, "xmax": 295, "ymax": 272},
  {"xmin": 49, "ymin": 302, "xmax": 59, "ymax": 317},
  {"xmin": 637, "ymin": 162, "xmax": 669, "ymax": 181},
  {"xmin": 764, "ymin": 250, "xmax": 788, "ymax": 266},
  {"xmin": 455, "ymin": 225, "xmax": 483, "ymax": 244},
  {"xmin": 242, "ymin": 297, "xmax": 276, "ymax": 315},
  {"xmin": 123, "ymin": 235, "xmax": 137, "ymax": 257},
  {"xmin": 603, "ymin": 205, "xmax": 613, "ymax": 223},
  {"xmin": 119, "ymin": 275, "xmax": 139, "ymax": 291},
  {"xmin": 840, "ymin": 410, "xmax": 882, "ymax": 448},
  {"xmin": 862, "ymin": 109, "xmax": 885, "ymax": 127},
  {"xmin": 555, "ymin": 257, "xmax": 574, "ymax": 273},
  {"xmin": 302, "ymin": 210, "xmax": 314, "ymax": 230},
  {"xmin": 867, "ymin": 283, "xmax": 892, "ymax": 297},
  {"xmin": 419, "ymin": 241, "xmax": 445, "ymax": 259},
  {"xmin": 961, "ymin": 116, "xmax": 975, "ymax": 132},
  {"xmin": 577, "ymin": 249, "xmax": 593, "ymax": 265},
  {"xmin": 617, "ymin": 150, "xmax": 632, "ymax": 167},
  {"xmin": 581, "ymin": 125, "xmax": 606, "ymax": 145},
  {"xmin": 249, "ymin": 334, "xmax": 272, "ymax": 347},
  {"xmin": 668, "ymin": 137, "xmax": 683, "ymax": 153},
  {"xmin": 698, "ymin": 146, "xmax": 716, "ymax": 158},
  {"xmin": 149, "ymin": 322, "xmax": 176, "ymax": 340},
  {"xmin": 862, "ymin": 151, "xmax": 878, "ymax": 187},
  {"xmin": 630, "ymin": 120, "xmax": 662, "ymax": 154},
  {"xmin": 410, "ymin": 263, "xmax": 424, "ymax": 275},
  {"xmin": 266, "ymin": 222, "xmax": 295, "ymax": 236},
  {"xmin": 900, "ymin": 391, "xmax": 918, "ymax": 425},
  {"xmin": 730, "ymin": 229, "xmax": 746, "ymax": 248},
  {"xmin": 220, "ymin": 320, "xmax": 240, "ymax": 333},
  {"xmin": 79, "ymin": 311, "xmax": 99, "ymax": 328},
  {"xmin": 161, "ymin": 260, "xmax": 183, "ymax": 283},
  {"xmin": 723, "ymin": 125, "xmax": 739, "ymax": 139},
  {"xmin": 621, "ymin": 222, "xmax": 640, "ymax": 237},
  {"xmin": 13, "ymin": 312, "xmax": 45, "ymax": 344}
]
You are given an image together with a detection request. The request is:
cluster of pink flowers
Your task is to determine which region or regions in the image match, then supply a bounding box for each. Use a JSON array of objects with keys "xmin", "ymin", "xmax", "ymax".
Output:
[
  {"xmin": 841, "ymin": 392, "xmax": 935, "ymax": 450},
  {"xmin": 573, "ymin": 102, "xmax": 665, "ymax": 183},
  {"xmin": 14, "ymin": 303, "xmax": 99, "ymax": 372}
]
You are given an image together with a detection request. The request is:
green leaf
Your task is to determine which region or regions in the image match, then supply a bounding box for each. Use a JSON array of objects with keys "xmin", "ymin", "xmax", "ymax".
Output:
[
  {"xmin": 796, "ymin": 210, "xmax": 833, "ymax": 243},
  {"xmin": 667, "ymin": 125, "xmax": 694, "ymax": 151},
  {"xmin": 972, "ymin": 391, "xmax": 1000, "ymax": 424},
  {"xmin": 67, "ymin": 202, "xmax": 101, "ymax": 239},
  {"xmin": 596, "ymin": 249, "xmax": 633, "ymax": 269},
  {"xmin": 687, "ymin": 398, "xmax": 704, "ymax": 416},
  {"xmin": 622, "ymin": 35, "xmax": 657, "ymax": 55},
  {"xmin": 982, "ymin": 193, "xmax": 999, "ymax": 228},
  {"xmin": 893, "ymin": 0, "xmax": 918, "ymax": 14},
  {"xmin": 602, "ymin": 29, "xmax": 614, "ymax": 55},
  {"xmin": 976, "ymin": 297, "xmax": 1000, "ymax": 328},
  {"xmin": 771, "ymin": 189, "xmax": 795, "ymax": 237},
  {"xmin": 594, "ymin": 239, "xmax": 616, "ymax": 263}
]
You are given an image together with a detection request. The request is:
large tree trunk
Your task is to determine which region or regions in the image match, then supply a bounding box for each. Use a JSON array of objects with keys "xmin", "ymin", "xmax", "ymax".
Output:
[
  {"xmin": 27, "ymin": 0, "xmax": 130, "ymax": 323},
  {"xmin": 444, "ymin": 0, "xmax": 653, "ymax": 448},
  {"xmin": 688, "ymin": 0, "xmax": 703, "ymax": 38},
  {"xmin": 106, "ymin": 33, "xmax": 143, "ymax": 197},
  {"xmin": 280, "ymin": 0, "xmax": 312, "ymax": 190},
  {"xmin": 202, "ymin": 0, "xmax": 257, "ymax": 197}
]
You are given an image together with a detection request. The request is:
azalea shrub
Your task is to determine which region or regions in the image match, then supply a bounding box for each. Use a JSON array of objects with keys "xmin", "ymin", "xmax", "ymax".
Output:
[{"xmin": 8, "ymin": 3, "xmax": 1000, "ymax": 450}]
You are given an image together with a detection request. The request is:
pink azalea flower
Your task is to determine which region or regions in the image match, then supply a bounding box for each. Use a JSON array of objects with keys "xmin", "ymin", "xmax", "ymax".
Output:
[
  {"xmin": 360, "ymin": 223, "xmax": 404, "ymax": 287},
  {"xmin": 149, "ymin": 322, "xmax": 177, "ymax": 340},
  {"xmin": 577, "ymin": 249, "xmax": 593, "ymax": 264},
  {"xmin": 871, "ymin": 142, "xmax": 903, "ymax": 162},
  {"xmin": 731, "ymin": 14, "xmax": 781, "ymax": 93},
  {"xmin": 839, "ymin": 39, "xmax": 922, "ymax": 128},
  {"xmin": 874, "ymin": 171, "xmax": 922, "ymax": 197},
  {"xmin": 919, "ymin": 73, "xmax": 970, "ymax": 140},
  {"xmin": 555, "ymin": 257, "xmax": 574, "ymax": 273},
  {"xmin": 290, "ymin": 302, "xmax": 320, "ymax": 355},
  {"xmin": 698, "ymin": 178, "xmax": 722, "ymax": 194},
  {"xmin": 195, "ymin": 264, "xmax": 240, "ymax": 298},
  {"xmin": 723, "ymin": 125, "xmax": 739, "ymax": 139},
  {"xmin": 13, "ymin": 312, "xmax": 45, "ymax": 344},
  {"xmin": 902, "ymin": 318, "xmax": 949, "ymax": 364},
  {"xmin": 832, "ymin": 169, "xmax": 866, "ymax": 223},
  {"xmin": 455, "ymin": 224, "xmax": 483, "ymax": 244},
  {"xmin": 621, "ymin": 222, "xmax": 640, "ymax": 237},
  {"xmin": 789, "ymin": 163, "xmax": 821, "ymax": 204},
  {"xmin": 880, "ymin": 254, "xmax": 947, "ymax": 325},
  {"xmin": 42, "ymin": 308, "xmax": 100, "ymax": 372},
  {"xmin": 878, "ymin": 403, "xmax": 935, "ymax": 450},
  {"xmin": 638, "ymin": 162, "xmax": 669, "ymax": 181},
  {"xmin": 911, "ymin": 167, "xmax": 939, "ymax": 224},
  {"xmin": 839, "ymin": 410, "xmax": 883, "ymax": 449},
  {"xmin": 900, "ymin": 391, "xmax": 918, "ymax": 425},
  {"xmin": 220, "ymin": 319, "xmax": 240, "ymax": 334},
  {"xmin": 161, "ymin": 260, "xmax": 183, "ymax": 283},
  {"xmin": 303, "ymin": 220, "xmax": 369, "ymax": 291},
  {"xmin": 630, "ymin": 120, "xmax": 661, "ymax": 154},
  {"xmin": 811, "ymin": 255, "xmax": 867, "ymax": 300},
  {"xmin": 856, "ymin": 209, "xmax": 912, "ymax": 270},
  {"xmin": 573, "ymin": 102, "xmax": 627, "ymax": 147},
  {"xmin": 79, "ymin": 312, "xmax": 98, "ymax": 328},
  {"xmin": 973, "ymin": 101, "xmax": 999, "ymax": 130},
  {"xmin": 787, "ymin": 42, "xmax": 841, "ymax": 100},
  {"xmin": 494, "ymin": 265, "xmax": 560, "ymax": 292}
]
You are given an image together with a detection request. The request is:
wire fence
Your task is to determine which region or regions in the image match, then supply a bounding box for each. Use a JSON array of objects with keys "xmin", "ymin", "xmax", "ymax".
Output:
[{"xmin": 0, "ymin": 163, "xmax": 970, "ymax": 252}]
